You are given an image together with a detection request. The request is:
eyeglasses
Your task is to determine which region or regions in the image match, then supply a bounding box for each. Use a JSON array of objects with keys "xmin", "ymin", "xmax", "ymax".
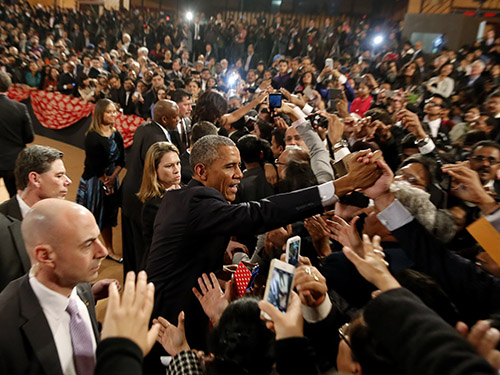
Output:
[
  {"xmin": 274, "ymin": 158, "xmax": 286, "ymax": 166},
  {"xmin": 470, "ymin": 155, "xmax": 500, "ymax": 165},
  {"xmin": 338, "ymin": 322, "xmax": 351, "ymax": 349}
]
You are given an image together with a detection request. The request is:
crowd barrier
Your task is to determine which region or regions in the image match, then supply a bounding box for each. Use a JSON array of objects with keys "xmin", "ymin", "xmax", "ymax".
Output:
[{"xmin": 7, "ymin": 84, "xmax": 144, "ymax": 149}]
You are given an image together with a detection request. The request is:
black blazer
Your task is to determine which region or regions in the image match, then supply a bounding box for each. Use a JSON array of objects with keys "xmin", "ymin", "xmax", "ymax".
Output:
[
  {"xmin": 145, "ymin": 179, "xmax": 323, "ymax": 349},
  {"xmin": 0, "ymin": 213, "xmax": 29, "ymax": 292},
  {"xmin": 82, "ymin": 130, "xmax": 125, "ymax": 180},
  {"xmin": 0, "ymin": 276, "xmax": 99, "ymax": 375},
  {"xmin": 0, "ymin": 196, "xmax": 22, "ymax": 221},
  {"xmin": 0, "ymin": 95, "xmax": 34, "ymax": 171}
]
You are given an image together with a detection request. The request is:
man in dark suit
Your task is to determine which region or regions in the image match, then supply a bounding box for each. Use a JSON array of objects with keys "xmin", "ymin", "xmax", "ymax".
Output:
[
  {"xmin": 0, "ymin": 71, "xmax": 34, "ymax": 197},
  {"xmin": 0, "ymin": 145, "xmax": 72, "ymax": 221},
  {"xmin": 57, "ymin": 61, "xmax": 77, "ymax": 95},
  {"xmin": 457, "ymin": 60, "xmax": 488, "ymax": 105},
  {"xmin": 171, "ymin": 89, "xmax": 192, "ymax": 152},
  {"xmin": 144, "ymin": 133, "xmax": 380, "ymax": 372},
  {"xmin": 192, "ymin": 16, "xmax": 205, "ymax": 61},
  {"xmin": 0, "ymin": 213, "xmax": 29, "ymax": 292},
  {"xmin": 243, "ymin": 43, "xmax": 259, "ymax": 73},
  {"xmin": 121, "ymin": 100, "xmax": 181, "ymax": 277},
  {"xmin": 0, "ymin": 199, "xmax": 105, "ymax": 375}
]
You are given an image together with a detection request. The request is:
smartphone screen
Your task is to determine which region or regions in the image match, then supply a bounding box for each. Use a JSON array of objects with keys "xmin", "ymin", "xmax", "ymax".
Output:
[
  {"xmin": 267, "ymin": 267, "xmax": 294, "ymax": 313},
  {"xmin": 328, "ymin": 88, "xmax": 343, "ymax": 100},
  {"xmin": 269, "ymin": 93, "xmax": 282, "ymax": 108},
  {"xmin": 325, "ymin": 58, "xmax": 334, "ymax": 70},
  {"xmin": 286, "ymin": 236, "xmax": 301, "ymax": 266}
]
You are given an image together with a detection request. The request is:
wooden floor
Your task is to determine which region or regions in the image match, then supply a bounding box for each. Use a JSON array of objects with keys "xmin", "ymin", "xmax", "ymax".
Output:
[{"xmin": 0, "ymin": 135, "xmax": 124, "ymax": 322}]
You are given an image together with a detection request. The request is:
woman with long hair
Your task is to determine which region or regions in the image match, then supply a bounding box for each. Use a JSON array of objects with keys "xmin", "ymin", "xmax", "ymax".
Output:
[
  {"xmin": 394, "ymin": 61, "xmax": 424, "ymax": 106},
  {"xmin": 137, "ymin": 142, "xmax": 181, "ymax": 266},
  {"xmin": 76, "ymin": 99, "xmax": 125, "ymax": 262}
]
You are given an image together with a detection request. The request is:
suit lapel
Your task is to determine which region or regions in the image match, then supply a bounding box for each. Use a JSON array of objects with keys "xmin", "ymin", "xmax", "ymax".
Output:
[
  {"xmin": 6, "ymin": 197, "xmax": 23, "ymax": 221},
  {"xmin": 7, "ymin": 218, "xmax": 30, "ymax": 273},
  {"xmin": 19, "ymin": 276, "xmax": 64, "ymax": 375},
  {"xmin": 76, "ymin": 283, "xmax": 100, "ymax": 343}
]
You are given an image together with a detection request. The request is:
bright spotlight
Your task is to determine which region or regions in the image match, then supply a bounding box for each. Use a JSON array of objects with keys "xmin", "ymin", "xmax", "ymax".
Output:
[
  {"xmin": 373, "ymin": 35, "xmax": 384, "ymax": 46},
  {"xmin": 186, "ymin": 11, "xmax": 193, "ymax": 21}
]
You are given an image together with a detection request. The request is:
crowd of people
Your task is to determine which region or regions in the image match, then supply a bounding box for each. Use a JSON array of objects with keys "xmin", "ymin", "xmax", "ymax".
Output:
[{"xmin": 2, "ymin": 0, "xmax": 500, "ymax": 374}]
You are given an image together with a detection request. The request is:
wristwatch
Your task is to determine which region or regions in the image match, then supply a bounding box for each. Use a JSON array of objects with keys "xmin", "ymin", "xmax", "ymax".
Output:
[
  {"xmin": 415, "ymin": 137, "xmax": 430, "ymax": 147},
  {"xmin": 333, "ymin": 139, "xmax": 348, "ymax": 151}
]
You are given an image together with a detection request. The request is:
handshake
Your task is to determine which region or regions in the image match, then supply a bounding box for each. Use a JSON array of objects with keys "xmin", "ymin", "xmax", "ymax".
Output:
[{"xmin": 334, "ymin": 149, "xmax": 386, "ymax": 199}]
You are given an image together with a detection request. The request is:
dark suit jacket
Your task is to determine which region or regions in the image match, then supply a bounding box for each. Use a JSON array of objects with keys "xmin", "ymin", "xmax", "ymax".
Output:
[
  {"xmin": 0, "ymin": 276, "xmax": 99, "ymax": 375},
  {"xmin": 364, "ymin": 288, "xmax": 494, "ymax": 375},
  {"xmin": 0, "ymin": 95, "xmax": 34, "ymax": 171},
  {"xmin": 57, "ymin": 73, "xmax": 76, "ymax": 96},
  {"xmin": 0, "ymin": 213, "xmax": 29, "ymax": 292},
  {"xmin": 0, "ymin": 195, "xmax": 22, "ymax": 221},
  {"xmin": 180, "ymin": 150, "xmax": 191, "ymax": 185},
  {"xmin": 121, "ymin": 121, "xmax": 168, "ymax": 219},
  {"xmin": 145, "ymin": 179, "xmax": 323, "ymax": 349}
]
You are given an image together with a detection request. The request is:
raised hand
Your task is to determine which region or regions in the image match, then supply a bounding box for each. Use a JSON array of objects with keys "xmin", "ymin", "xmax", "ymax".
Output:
[
  {"xmin": 192, "ymin": 273, "xmax": 230, "ymax": 325},
  {"xmin": 293, "ymin": 264, "xmax": 328, "ymax": 307},
  {"xmin": 154, "ymin": 312, "xmax": 190, "ymax": 357},
  {"xmin": 327, "ymin": 215, "xmax": 363, "ymax": 255},
  {"xmin": 101, "ymin": 271, "xmax": 159, "ymax": 356},
  {"xmin": 343, "ymin": 234, "xmax": 400, "ymax": 292},
  {"xmin": 258, "ymin": 292, "xmax": 304, "ymax": 340}
]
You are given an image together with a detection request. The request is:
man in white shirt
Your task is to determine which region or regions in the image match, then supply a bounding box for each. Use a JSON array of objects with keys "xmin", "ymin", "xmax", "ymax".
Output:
[
  {"xmin": 0, "ymin": 145, "xmax": 72, "ymax": 221},
  {"xmin": 0, "ymin": 199, "xmax": 107, "ymax": 375}
]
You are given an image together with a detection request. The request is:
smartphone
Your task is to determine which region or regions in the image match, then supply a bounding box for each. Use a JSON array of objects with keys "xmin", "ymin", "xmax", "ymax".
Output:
[
  {"xmin": 285, "ymin": 236, "xmax": 301, "ymax": 266},
  {"xmin": 328, "ymin": 88, "xmax": 344, "ymax": 100},
  {"xmin": 303, "ymin": 86, "xmax": 315, "ymax": 101},
  {"xmin": 325, "ymin": 58, "xmax": 334, "ymax": 70},
  {"xmin": 269, "ymin": 93, "xmax": 282, "ymax": 109},
  {"xmin": 261, "ymin": 259, "xmax": 295, "ymax": 319}
]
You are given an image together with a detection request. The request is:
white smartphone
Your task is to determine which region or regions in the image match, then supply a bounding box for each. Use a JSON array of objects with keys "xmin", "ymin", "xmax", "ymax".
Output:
[
  {"xmin": 285, "ymin": 236, "xmax": 301, "ymax": 266},
  {"xmin": 325, "ymin": 58, "xmax": 334, "ymax": 70},
  {"xmin": 261, "ymin": 259, "xmax": 295, "ymax": 320}
]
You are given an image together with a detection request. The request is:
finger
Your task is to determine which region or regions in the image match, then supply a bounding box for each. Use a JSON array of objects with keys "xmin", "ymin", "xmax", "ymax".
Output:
[
  {"xmin": 145, "ymin": 323, "xmax": 161, "ymax": 356},
  {"xmin": 296, "ymin": 255, "xmax": 310, "ymax": 266},
  {"xmin": 258, "ymin": 300, "xmax": 282, "ymax": 323},
  {"xmin": 478, "ymin": 328, "xmax": 500, "ymax": 356},
  {"xmin": 177, "ymin": 311, "xmax": 186, "ymax": 331},
  {"xmin": 142, "ymin": 282, "xmax": 155, "ymax": 318},
  {"xmin": 121, "ymin": 271, "xmax": 137, "ymax": 308},
  {"xmin": 192, "ymin": 287, "xmax": 203, "ymax": 301},
  {"xmin": 468, "ymin": 320, "xmax": 491, "ymax": 348},
  {"xmin": 372, "ymin": 235, "xmax": 382, "ymax": 250},
  {"xmin": 198, "ymin": 276, "xmax": 208, "ymax": 294},
  {"xmin": 202, "ymin": 273, "xmax": 213, "ymax": 290},
  {"xmin": 134, "ymin": 270, "xmax": 148, "ymax": 311},
  {"xmin": 209, "ymin": 273, "xmax": 222, "ymax": 292},
  {"xmin": 156, "ymin": 316, "xmax": 172, "ymax": 329},
  {"xmin": 106, "ymin": 279, "xmax": 120, "ymax": 312}
]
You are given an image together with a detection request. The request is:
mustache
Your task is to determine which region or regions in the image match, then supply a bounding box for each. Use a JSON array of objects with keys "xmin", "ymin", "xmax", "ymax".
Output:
[{"xmin": 477, "ymin": 166, "xmax": 490, "ymax": 173}]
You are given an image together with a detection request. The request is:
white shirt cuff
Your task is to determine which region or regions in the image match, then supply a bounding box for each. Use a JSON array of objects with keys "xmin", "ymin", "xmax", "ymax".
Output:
[
  {"xmin": 291, "ymin": 106, "xmax": 307, "ymax": 122},
  {"xmin": 418, "ymin": 139, "xmax": 436, "ymax": 155},
  {"xmin": 291, "ymin": 117, "xmax": 307, "ymax": 128},
  {"xmin": 334, "ymin": 147, "xmax": 350, "ymax": 161},
  {"xmin": 377, "ymin": 199, "xmax": 414, "ymax": 232},
  {"xmin": 302, "ymin": 103, "xmax": 313, "ymax": 116},
  {"xmin": 318, "ymin": 181, "xmax": 338, "ymax": 207},
  {"xmin": 302, "ymin": 296, "xmax": 333, "ymax": 323},
  {"xmin": 338, "ymin": 74, "xmax": 347, "ymax": 85}
]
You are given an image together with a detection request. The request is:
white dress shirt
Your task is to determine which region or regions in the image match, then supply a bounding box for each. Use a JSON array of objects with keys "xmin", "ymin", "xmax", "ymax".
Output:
[
  {"xmin": 29, "ymin": 271, "xmax": 96, "ymax": 375},
  {"xmin": 16, "ymin": 194, "xmax": 31, "ymax": 218},
  {"xmin": 156, "ymin": 121, "xmax": 172, "ymax": 142}
]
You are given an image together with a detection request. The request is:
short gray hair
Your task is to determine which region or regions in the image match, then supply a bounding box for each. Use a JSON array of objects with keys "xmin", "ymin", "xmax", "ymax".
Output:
[
  {"xmin": 0, "ymin": 71, "xmax": 12, "ymax": 92},
  {"xmin": 190, "ymin": 135, "xmax": 235, "ymax": 173}
]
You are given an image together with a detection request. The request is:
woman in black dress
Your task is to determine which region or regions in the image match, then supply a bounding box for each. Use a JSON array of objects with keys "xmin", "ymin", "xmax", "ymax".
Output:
[
  {"xmin": 76, "ymin": 98, "xmax": 125, "ymax": 262},
  {"xmin": 137, "ymin": 142, "xmax": 181, "ymax": 268}
]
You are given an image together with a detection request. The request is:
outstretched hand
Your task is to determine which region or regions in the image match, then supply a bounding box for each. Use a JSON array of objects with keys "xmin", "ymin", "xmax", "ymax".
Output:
[
  {"xmin": 193, "ymin": 273, "xmax": 231, "ymax": 325},
  {"xmin": 101, "ymin": 271, "xmax": 160, "ymax": 356},
  {"xmin": 327, "ymin": 215, "xmax": 363, "ymax": 254},
  {"xmin": 456, "ymin": 320, "xmax": 500, "ymax": 371},
  {"xmin": 343, "ymin": 234, "xmax": 400, "ymax": 292},
  {"xmin": 154, "ymin": 312, "xmax": 190, "ymax": 357}
]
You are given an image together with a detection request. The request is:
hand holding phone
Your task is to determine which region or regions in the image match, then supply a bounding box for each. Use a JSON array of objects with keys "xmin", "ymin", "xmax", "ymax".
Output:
[
  {"xmin": 269, "ymin": 93, "xmax": 282, "ymax": 109},
  {"xmin": 258, "ymin": 290, "xmax": 304, "ymax": 340},
  {"xmin": 261, "ymin": 259, "xmax": 295, "ymax": 320}
]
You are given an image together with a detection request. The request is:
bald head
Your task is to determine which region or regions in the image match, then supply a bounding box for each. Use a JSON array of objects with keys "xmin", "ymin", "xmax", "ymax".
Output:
[
  {"xmin": 22, "ymin": 199, "xmax": 94, "ymax": 260},
  {"xmin": 153, "ymin": 99, "xmax": 180, "ymax": 130}
]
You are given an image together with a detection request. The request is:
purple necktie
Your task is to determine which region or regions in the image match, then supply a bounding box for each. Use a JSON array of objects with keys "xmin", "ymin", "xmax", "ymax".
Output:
[{"xmin": 66, "ymin": 298, "xmax": 95, "ymax": 375}]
